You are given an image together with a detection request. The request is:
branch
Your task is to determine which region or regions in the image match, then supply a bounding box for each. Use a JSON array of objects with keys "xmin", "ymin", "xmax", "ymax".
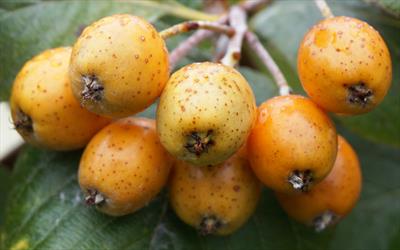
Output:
[
  {"xmin": 314, "ymin": 0, "xmax": 334, "ymax": 19},
  {"xmin": 159, "ymin": 21, "xmax": 234, "ymax": 40},
  {"xmin": 245, "ymin": 31, "xmax": 291, "ymax": 95},
  {"xmin": 168, "ymin": 0, "xmax": 270, "ymax": 71},
  {"xmin": 220, "ymin": 6, "xmax": 247, "ymax": 67}
]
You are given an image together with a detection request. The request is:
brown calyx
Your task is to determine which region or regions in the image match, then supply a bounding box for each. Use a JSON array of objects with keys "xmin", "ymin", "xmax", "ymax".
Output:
[
  {"xmin": 288, "ymin": 169, "xmax": 313, "ymax": 192},
  {"xmin": 199, "ymin": 215, "xmax": 223, "ymax": 235},
  {"xmin": 345, "ymin": 82, "xmax": 373, "ymax": 107},
  {"xmin": 85, "ymin": 189, "xmax": 105, "ymax": 206},
  {"xmin": 81, "ymin": 75, "xmax": 104, "ymax": 102},
  {"xmin": 14, "ymin": 109, "xmax": 33, "ymax": 135},
  {"xmin": 313, "ymin": 210, "xmax": 338, "ymax": 232},
  {"xmin": 184, "ymin": 130, "xmax": 214, "ymax": 156}
]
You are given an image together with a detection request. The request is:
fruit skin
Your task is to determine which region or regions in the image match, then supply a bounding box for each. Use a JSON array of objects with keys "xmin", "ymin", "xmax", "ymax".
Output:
[
  {"xmin": 276, "ymin": 135, "xmax": 362, "ymax": 231},
  {"xmin": 298, "ymin": 16, "xmax": 392, "ymax": 115},
  {"xmin": 169, "ymin": 148, "xmax": 261, "ymax": 235},
  {"xmin": 78, "ymin": 117, "xmax": 172, "ymax": 216},
  {"xmin": 247, "ymin": 95, "xmax": 337, "ymax": 193},
  {"xmin": 157, "ymin": 62, "xmax": 257, "ymax": 166},
  {"xmin": 10, "ymin": 47, "xmax": 110, "ymax": 151},
  {"xmin": 69, "ymin": 14, "xmax": 169, "ymax": 118}
]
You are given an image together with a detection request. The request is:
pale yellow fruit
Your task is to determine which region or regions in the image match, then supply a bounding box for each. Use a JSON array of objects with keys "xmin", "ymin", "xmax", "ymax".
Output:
[{"xmin": 157, "ymin": 62, "xmax": 257, "ymax": 166}]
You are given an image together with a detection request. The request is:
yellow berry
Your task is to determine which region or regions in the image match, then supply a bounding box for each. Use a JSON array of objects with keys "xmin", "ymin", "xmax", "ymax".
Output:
[
  {"xmin": 169, "ymin": 149, "xmax": 261, "ymax": 235},
  {"xmin": 10, "ymin": 47, "xmax": 110, "ymax": 150},
  {"xmin": 70, "ymin": 14, "xmax": 169, "ymax": 118}
]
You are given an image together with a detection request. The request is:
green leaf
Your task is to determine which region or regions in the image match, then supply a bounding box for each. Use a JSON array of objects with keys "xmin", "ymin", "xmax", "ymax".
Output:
[
  {"xmin": 2, "ymin": 126, "xmax": 400, "ymax": 249},
  {"xmin": 365, "ymin": 0, "xmax": 400, "ymax": 18},
  {"xmin": 250, "ymin": 0, "xmax": 400, "ymax": 147},
  {"xmin": 0, "ymin": 166, "xmax": 12, "ymax": 226}
]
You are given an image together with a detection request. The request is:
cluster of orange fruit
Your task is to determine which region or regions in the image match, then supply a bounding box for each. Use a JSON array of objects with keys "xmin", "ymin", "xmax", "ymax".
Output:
[{"xmin": 10, "ymin": 14, "xmax": 391, "ymax": 235}]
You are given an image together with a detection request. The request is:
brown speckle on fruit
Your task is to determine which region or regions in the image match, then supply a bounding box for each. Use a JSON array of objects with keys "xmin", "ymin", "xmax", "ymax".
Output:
[{"xmin": 81, "ymin": 75, "xmax": 104, "ymax": 102}]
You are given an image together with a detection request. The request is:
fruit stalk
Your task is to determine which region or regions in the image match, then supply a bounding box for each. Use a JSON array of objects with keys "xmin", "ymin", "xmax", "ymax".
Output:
[
  {"xmin": 314, "ymin": 0, "xmax": 334, "ymax": 19},
  {"xmin": 220, "ymin": 6, "xmax": 247, "ymax": 67},
  {"xmin": 245, "ymin": 31, "xmax": 291, "ymax": 95},
  {"xmin": 168, "ymin": 15, "xmax": 229, "ymax": 71},
  {"xmin": 168, "ymin": 0, "xmax": 270, "ymax": 70},
  {"xmin": 159, "ymin": 21, "xmax": 234, "ymax": 40}
]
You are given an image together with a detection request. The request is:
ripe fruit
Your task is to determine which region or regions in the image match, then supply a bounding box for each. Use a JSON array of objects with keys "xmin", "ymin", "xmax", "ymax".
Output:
[
  {"xmin": 157, "ymin": 62, "xmax": 257, "ymax": 166},
  {"xmin": 78, "ymin": 117, "xmax": 172, "ymax": 216},
  {"xmin": 10, "ymin": 47, "xmax": 110, "ymax": 150},
  {"xmin": 69, "ymin": 14, "xmax": 169, "ymax": 118},
  {"xmin": 247, "ymin": 95, "xmax": 337, "ymax": 193},
  {"xmin": 169, "ymin": 149, "xmax": 261, "ymax": 235},
  {"xmin": 276, "ymin": 135, "xmax": 362, "ymax": 231},
  {"xmin": 298, "ymin": 16, "xmax": 392, "ymax": 114}
]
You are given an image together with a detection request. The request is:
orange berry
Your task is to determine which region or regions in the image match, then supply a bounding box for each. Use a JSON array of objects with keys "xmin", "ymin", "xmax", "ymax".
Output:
[
  {"xmin": 298, "ymin": 16, "xmax": 392, "ymax": 114},
  {"xmin": 248, "ymin": 95, "xmax": 337, "ymax": 193},
  {"xmin": 276, "ymin": 135, "xmax": 362, "ymax": 231},
  {"xmin": 78, "ymin": 117, "xmax": 172, "ymax": 216}
]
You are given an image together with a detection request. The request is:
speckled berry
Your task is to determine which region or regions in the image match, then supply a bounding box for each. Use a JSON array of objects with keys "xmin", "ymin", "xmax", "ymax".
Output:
[
  {"xmin": 78, "ymin": 117, "xmax": 172, "ymax": 216},
  {"xmin": 10, "ymin": 47, "xmax": 110, "ymax": 150},
  {"xmin": 276, "ymin": 135, "xmax": 362, "ymax": 231},
  {"xmin": 247, "ymin": 95, "xmax": 338, "ymax": 193},
  {"xmin": 298, "ymin": 16, "xmax": 392, "ymax": 114},
  {"xmin": 169, "ymin": 148, "xmax": 261, "ymax": 235},
  {"xmin": 156, "ymin": 62, "xmax": 257, "ymax": 166},
  {"xmin": 69, "ymin": 14, "xmax": 169, "ymax": 118}
]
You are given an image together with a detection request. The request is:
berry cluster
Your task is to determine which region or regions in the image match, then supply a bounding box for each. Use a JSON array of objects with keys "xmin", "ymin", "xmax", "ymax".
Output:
[{"xmin": 10, "ymin": 9, "xmax": 391, "ymax": 236}]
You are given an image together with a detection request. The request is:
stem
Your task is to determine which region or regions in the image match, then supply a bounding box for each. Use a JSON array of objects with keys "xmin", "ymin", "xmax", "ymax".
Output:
[
  {"xmin": 244, "ymin": 31, "xmax": 291, "ymax": 95},
  {"xmin": 169, "ymin": 16, "xmax": 229, "ymax": 71},
  {"xmin": 240, "ymin": 0, "xmax": 270, "ymax": 12},
  {"xmin": 159, "ymin": 21, "xmax": 234, "ymax": 40},
  {"xmin": 314, "ymin": 0, "xmax": 334, "ymax": 19},
  {"xmin": 220, "ymin": 6, "xmax": 247, "ymax": 67},
  {"xmin": 117, "ymin": 0, "xmax": 219, "ymax": 21},
  {"xmin": 168, "ymin": 0, "xmax": 270, "ymax": 71}
]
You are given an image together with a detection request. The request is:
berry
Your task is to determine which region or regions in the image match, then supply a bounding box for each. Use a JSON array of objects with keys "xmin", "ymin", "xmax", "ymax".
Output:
[
  {"xmin": 298, "ymin": 16, "xmax": 392, "ymax": 114},
  {"xmin": 10, "ymin": 47, "xmax": 110, "ymax": 150},
  {"xmin": 69, "ymin": 14, "xmax": 169, "ymax": 118},
  {"xmin": 247, "ymin": 95, "xmax": 337, "ymax": 193},
  {"xmin": 78, "ymin": 117, "xmax": 172, "ymax": 216},
  {"xmin": 276, "ymin": 135, "xmax": 362, "ymax": 231},
  {"xmin": 157, "ymin": 62, "xmax": 257, "ymax": 166},
  {"xmin": 169, "ymin": 148, "xmax": 261, "ymax": 235}
]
